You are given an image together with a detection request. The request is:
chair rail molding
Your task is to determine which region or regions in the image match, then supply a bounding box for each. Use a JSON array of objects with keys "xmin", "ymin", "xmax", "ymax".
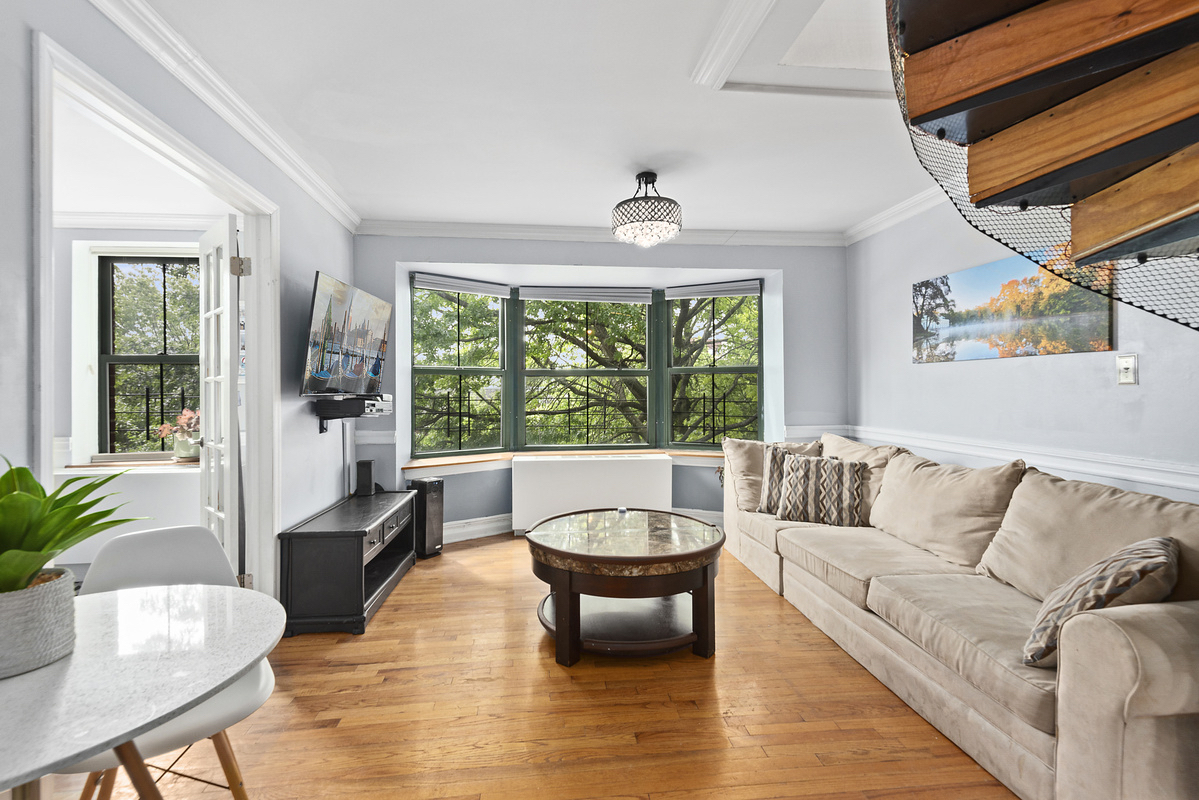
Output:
[
  {"xmin": 851, "ymin": 425, "xmax": 1199, "ymax": 497},
  {"xmin": 86, "ymin": 0, "xmax": 361, "ymax": 232}
]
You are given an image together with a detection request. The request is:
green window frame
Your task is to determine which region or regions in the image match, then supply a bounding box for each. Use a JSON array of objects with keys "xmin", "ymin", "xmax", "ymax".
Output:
[
  {"xmin": 411, "ymin": 276, "xmax": 763, "ymax": 456},
  {"xmin": 98, "ymin": 255, "xmax": 201, "ymax": 454}
]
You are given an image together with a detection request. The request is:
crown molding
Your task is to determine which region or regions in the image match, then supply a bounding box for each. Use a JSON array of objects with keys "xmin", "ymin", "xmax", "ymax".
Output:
[
  {"xmin": 87, "ymin": 0, "xmax": 361, "ymax": 232},
  {"xmin": 356, "ymin": 219, "xmax": 845, "ymax": 247},
  {"xmin": 54, "ymin": 211, "xmax": 219, "ymax": 231},
  {"xmin": 691, "ymin": 0, "xmax": 780, "ymax": 89},
  {"xmin": 721, "ymin": 81, "xmax": 896, "ymax": 100},
  {"xmin": 844, "ymin": 186, "xmax": 949, "ymax": 244}
]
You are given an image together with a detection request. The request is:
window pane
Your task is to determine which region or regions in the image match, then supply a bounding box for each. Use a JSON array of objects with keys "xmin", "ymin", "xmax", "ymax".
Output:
[
  {"xmin": 671, "ymin": 295, "xmax": 759, "ymax": 368},
  {"xmin": 413, "ymin": 373, "xmax": 502, "ymax": 453},
  {"xmin": 525, "ymin": 375, "xmax": 648, "ymax": 445},
  {"xmin": 107, "ymin": 362, "xmax": 200, "ymax": 453},
  {"xmin": 164, "ymin": 262, "xmax": 200, "ymax": 354},
  {"xmin": 671, "ymin": 371, "xmax": 758, "ymax": 444},
  {"xmin": 524, "ymin": 301, "xmax": 647, "ymax": 370},
  {"xmin": 112, "ymin": 262, "xmax": 165, "ymax": 354},
  {"xmin": 412, "ymin": 289, "xmax": 501, "ymax": 368}
]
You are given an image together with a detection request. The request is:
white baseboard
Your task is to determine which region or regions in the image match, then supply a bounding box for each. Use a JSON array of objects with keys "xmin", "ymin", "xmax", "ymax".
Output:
[
  {"xmin": 443, "ymin": 513, "xmax": 513, "ymax": 545},
  {"xmin": 53, "ymin": 437, "xmax": 72, "ymax": 470},
  {"xmin": 851, "ymin": 425, "xmax": 1199, "ymax": 499}
]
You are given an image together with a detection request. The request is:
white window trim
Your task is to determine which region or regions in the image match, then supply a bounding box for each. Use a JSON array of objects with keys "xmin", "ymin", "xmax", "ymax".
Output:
[{"xmin": 70, "ymin": 241, "xmax": 200, "ymax": 466}]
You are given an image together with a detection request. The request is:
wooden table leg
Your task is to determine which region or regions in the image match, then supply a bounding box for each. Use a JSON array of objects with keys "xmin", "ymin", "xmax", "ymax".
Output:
[
  {"xmin": 692, "ymin": 561, "xmax": 716, "ymax": 658},
  {"xmin": 12, "ymin": 779, "xmax": 42, "ymax": 800},
  {"xmin": 552, "ymin": 570, "xmax": 581, "ymax": 666},
  {"xmin": 113, "ymin": 741, "xmax": 165, "ymax": 800}
]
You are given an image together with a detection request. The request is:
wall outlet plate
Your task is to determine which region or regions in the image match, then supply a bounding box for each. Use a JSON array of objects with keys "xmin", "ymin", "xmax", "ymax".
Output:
[{"xmin": 1117, "ymin": 354, "xmax": 1138, "ymax": 385}]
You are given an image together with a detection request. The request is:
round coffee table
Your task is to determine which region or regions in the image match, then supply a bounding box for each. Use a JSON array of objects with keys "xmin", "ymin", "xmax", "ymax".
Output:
[{"xmin": 525, "ymin": 508, "xmax": 724, "ymax": 666}]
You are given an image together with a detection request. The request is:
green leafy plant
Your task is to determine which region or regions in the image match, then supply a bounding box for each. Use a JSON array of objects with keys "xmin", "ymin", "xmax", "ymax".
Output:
[{"xmin": 0, "ymin": 459, "xmax": 139, "ymax": 593}]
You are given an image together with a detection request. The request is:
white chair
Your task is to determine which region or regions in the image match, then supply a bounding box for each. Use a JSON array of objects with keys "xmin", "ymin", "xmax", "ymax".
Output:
[{"xmin": 61, "ymin": 526, "xmax": 275, "ymax": 800}]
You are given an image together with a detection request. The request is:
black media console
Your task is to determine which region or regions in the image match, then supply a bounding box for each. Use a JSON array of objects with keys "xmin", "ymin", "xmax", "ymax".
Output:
[{"xmin": 279, "ymin": 490, "xmax": 416, "ymax": 636}]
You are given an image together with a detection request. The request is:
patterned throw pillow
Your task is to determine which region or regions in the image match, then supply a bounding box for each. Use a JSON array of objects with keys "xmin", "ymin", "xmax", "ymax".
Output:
[
  {"xmin": 776, "ymin": 454, "xmax": 866, "ymax": 527},
  {"xmin": 1023, "ymin": 537, "xmax": 1180, "ymax": 668},
  {"xmin": 757, "ymin": 442, "xmax": 822, "ymax": 514}
]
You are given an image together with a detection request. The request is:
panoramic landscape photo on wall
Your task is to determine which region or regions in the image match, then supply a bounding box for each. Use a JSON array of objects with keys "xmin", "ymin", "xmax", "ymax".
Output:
[{"xmin": 912, "ymin": 252, "xmax": 1113, "ymax": 364}]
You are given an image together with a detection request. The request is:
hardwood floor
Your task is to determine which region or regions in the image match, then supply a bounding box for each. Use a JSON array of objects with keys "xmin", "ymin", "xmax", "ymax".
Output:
[{"xmin": 27, "ymin": 535, "xmax": 1016, "ymax": 799}]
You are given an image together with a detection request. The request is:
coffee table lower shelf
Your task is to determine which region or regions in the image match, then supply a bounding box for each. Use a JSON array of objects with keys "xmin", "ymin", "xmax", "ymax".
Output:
[{"xmin": 537, "ymin": 593, "xmax": 698, "ymax": 657}]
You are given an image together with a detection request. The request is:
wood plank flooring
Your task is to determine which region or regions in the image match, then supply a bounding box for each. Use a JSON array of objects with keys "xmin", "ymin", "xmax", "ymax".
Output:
[{"xmin": 22, "ymin": 535, "xmax": 1016, "ymax": 799}]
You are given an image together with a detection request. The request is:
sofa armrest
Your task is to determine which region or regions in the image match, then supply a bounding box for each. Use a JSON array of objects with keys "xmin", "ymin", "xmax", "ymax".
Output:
[
  {"xmin": 1056, "ymin": 600, "xmax": 1199, "ymax": 800},
  {"xmin": 722, "ymin": 456, "xmax": 740, "ymax": 558}
]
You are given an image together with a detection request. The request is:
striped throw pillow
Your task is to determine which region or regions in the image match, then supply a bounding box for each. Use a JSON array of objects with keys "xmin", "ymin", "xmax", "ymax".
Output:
[
  {"xmin": 757, "ymin": 442, "xmax": 822, "ymax": 514},
  {"xmin": 1023, "ymin": 537, "xmax": 1180, "ymax": 668},
  {"xmin": 776, "ymin": 454, "xmax": 866, "ymax": 527}
]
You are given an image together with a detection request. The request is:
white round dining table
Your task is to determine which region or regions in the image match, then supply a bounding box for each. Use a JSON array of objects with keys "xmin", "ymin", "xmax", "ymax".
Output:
[{"xmin": 0, "ymin": 584, "xmax": 285, "ymax": 799}]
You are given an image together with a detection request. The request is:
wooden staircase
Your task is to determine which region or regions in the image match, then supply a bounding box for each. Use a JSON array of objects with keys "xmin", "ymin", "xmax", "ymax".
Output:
[{"xmin": 896, "ymin": 0, "xmax": 1199, "ymax": 268}]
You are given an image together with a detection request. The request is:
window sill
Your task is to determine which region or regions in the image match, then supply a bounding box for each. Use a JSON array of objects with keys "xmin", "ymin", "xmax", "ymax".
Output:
[
  {"xmin": 62, "ymin": 461, "xmax": 201, "ymax": 474},
  {"xmin": 402, "ymin": 449, "xmax": 722, "ymax": 475}
]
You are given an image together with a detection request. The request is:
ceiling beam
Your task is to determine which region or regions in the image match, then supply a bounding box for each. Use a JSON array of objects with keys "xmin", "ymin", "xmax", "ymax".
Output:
[
  {"xmin": 1072, "ymin": 142, "xmax": 1199, "ymax": 265},
  {"xmin": 905, "ymin": 0, "xmax": 1199, "ymax": 133},
  {"xmin": 690, "ymin": 0, "xmax": 779, "ymax": 90},
  {"xmin": 967, "ymin": 43, "xmax": 1199, "ymax": 207}
]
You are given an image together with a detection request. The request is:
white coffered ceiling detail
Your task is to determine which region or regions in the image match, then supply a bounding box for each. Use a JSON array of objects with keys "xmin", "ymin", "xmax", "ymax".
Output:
[{"xmin": 78, "ymin": 0, "xmax": 936, "ymax": 240}]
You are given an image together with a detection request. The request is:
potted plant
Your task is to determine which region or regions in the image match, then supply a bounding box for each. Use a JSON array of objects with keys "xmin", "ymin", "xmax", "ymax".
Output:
[
  {"xmin": 0, "ymin": 459, "xmax": 138, "ymax": 678},
  {"xmin": 158, "ymin": 408, "xmax": 201, "ymax": 461}
]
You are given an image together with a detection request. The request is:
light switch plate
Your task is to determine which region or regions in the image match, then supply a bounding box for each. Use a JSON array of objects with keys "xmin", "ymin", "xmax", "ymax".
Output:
[{"xmin": 1117, "ymin": 354, "xmax": 1138, "ymax": 385}]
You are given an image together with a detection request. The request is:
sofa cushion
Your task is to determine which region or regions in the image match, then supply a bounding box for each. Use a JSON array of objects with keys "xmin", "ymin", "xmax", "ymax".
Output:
[
  {"xmin": 1024, "ymin": 537, "xmax": 1180, "ymax": 668},
  {"xmin": 757, "ymin": 441, "xmax": 823, "ymax": 514},
  {"xmin": 742, "ymin": 511, "xmax": 824, "ymax": 554},
  {"xmin": 777, "ymin": 526, "xmax": 973, "ymax": 609},
  {"xmin": 777, "ymin": 454, "xmax": 866, "ymax": 527},
  {"xmin": 722, "ymin": 438, "xmax": 766, "ymax": 512},
  {"xmin": 977, "ymin": 467, "xmax": 1199, "ymax": 601},
  {"xmin": 820, "ymin": 433, "xmax": 905, "ymax": 522},
  {"xmin": 869, "ymin": 453, "xmax": 1025, "ymax": 567},
  {"xmin": 867, "ymin": 574, "xmax": 1057, "ymax": 734}
]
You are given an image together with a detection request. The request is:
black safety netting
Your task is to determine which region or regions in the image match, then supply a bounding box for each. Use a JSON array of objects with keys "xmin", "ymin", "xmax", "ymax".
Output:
[{"xmin": 886, "ymin": 0, "xmax": 1199, "ymax": 330}]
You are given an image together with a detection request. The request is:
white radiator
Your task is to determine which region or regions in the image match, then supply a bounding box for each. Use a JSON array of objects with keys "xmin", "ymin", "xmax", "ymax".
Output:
[{"xmin": 511, "ymin": 454, "xmax": 673, "ymax": 533}]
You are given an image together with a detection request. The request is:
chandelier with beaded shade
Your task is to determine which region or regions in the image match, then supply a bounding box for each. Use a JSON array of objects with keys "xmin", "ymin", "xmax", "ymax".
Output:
[{"xmin": 611, "ymin": 171, "xmax": 682, "ymax": 248}]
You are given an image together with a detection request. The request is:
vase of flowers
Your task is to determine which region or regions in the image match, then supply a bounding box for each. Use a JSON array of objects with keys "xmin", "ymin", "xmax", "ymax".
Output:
[
  {"xmin": 159, "ymin": 408, "xmax": 201, "ymax": 461},
  {"xmin": 0, "ymin": 459, "xmax": 137, "ymax": 678}
]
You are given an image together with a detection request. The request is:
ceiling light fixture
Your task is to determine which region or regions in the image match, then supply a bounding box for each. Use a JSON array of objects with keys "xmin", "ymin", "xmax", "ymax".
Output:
[{"xmin": 611, "ymin": 171, "xmax": 682, "ymax": 248}]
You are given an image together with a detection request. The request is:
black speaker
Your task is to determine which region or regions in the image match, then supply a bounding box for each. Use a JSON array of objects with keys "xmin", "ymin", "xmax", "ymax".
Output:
[
  {"xmin": 409, "ymin": 477, "xmax": 444, "ymax": 558},
  {"xmin": 355, "ymin": 460, "xmax": 375, "ymax": 496}
]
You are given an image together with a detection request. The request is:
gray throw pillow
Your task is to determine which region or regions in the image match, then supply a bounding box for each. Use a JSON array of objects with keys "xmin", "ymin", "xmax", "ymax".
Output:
[
  {"xmin": 776, "ymin": 454, "xmax": 866, "ymax": 528},
  {"xmin": 1023, "ymin": 537, "xmax": 1180, "ymax": 668},
  {"xmin": 757, "ymin": 441, "xmax": 822, "ymax": 514}
]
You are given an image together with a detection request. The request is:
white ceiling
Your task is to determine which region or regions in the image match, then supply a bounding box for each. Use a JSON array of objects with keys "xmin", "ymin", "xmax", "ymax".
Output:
[{"xmin": 60, "ymin": 0, "xmax": 937, "ymax": 237}]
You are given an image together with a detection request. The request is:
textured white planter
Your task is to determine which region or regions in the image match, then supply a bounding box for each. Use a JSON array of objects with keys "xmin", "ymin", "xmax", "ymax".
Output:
[{"xmin": 0, "ymin": 569, "xmax": 75, "ymax": 679}]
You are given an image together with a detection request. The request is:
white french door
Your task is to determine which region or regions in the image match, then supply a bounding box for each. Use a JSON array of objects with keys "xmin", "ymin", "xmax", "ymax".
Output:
[{"xmin": 198, "ymin": 215, "xmax": 241, "ymax": 571}]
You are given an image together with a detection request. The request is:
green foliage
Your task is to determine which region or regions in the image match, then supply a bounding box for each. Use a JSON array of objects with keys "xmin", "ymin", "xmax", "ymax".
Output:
[
  {"xmin": 106, "ymin": 260, "xmax": 201, "ymax": 454},
  {"xmin": 0, "ymin": 460, "xmax": 140, "ymax": 592},
  {"xmin": 411, "ymin": 290, "xmax": 763, "ymax": 453}
]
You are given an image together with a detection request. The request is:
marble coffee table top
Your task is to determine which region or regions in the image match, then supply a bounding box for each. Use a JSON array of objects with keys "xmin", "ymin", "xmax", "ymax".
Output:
[{"xmin": 526, "ymin": 509, "xmax": 724, "ymax": 576}]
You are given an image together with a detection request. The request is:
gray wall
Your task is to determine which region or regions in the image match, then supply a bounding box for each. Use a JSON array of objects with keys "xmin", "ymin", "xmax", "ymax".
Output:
[
  {"xmin": 353, "ymin": 234, "xmax": 849, "ymax": 491},
  {"xmin": 436, "ymin": 469, "xmax": 513, "ymax": 523},
  {"xmin": 4, "ymin": 1, "xmax": 354, "ymax": 527},
  {"xmin": 846, "ymin": 201, "xmax": 1199, "ymax": 467},
  {"xmin": 672, "ymin": 464, "xmax": 723, "ymax": 512}
]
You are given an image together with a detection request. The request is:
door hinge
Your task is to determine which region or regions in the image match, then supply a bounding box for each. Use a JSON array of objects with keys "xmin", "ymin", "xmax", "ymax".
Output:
[
  {"xmin": 229, "ymin": 256, "xmax": 251, "ymax": 277},
  {"xmin": 237, "ymin": 573, "xmax": 253, "ymax": 589}
]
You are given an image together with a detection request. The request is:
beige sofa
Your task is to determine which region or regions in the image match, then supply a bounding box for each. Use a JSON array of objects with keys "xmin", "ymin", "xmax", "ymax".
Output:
[{"xmin": 721, "ymin": 433, "xmax": 1199, "ymax": 800}]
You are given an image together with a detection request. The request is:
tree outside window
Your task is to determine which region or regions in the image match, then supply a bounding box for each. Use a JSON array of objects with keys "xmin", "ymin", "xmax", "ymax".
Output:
[
  {"xmin": 410, "ymin": 279, "xmax": 763, "ymax": 455},
  {"xmin": 99, "ymin": 257, "xmax": 200, "ymax": 454}
]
